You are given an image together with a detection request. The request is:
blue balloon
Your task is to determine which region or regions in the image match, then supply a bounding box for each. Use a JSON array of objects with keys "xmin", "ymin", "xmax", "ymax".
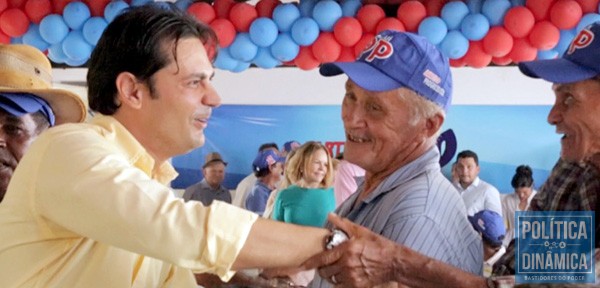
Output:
[
  {"xmin": 249, "ymin": 18, "xmax": 279, "ymax": 47},
  {"xmin": 554, "ymin": 29, "xmax": 576, "ymax": 56},
  {"xmin": 312, "ymin": 0, "xmax": 342, "ymax": 32},
  {"xmin": 460, "ymin": 13, "xmax": 490, "ymax": 41},
  {"xmin": 511, "ymin": 0, "xmax": 525, "ymax": 6},
  {"xmin": 39, "ymin": 14, "xmax": 69, "ymax": 44},
  {"xmin": 130, "ymin": 0, "xmax": 152, "ymax": 7},
  {"xmin": 253, "ymin": 47, "xmax": 281, "ymax": 69},
  {"xmin": 270, "ymin": 33, "xmax": 299, "ymax": 61},
  {"xmin": 273, "ymin": 4, "xmax": 301, "ymax": 32},
  {"xmin": 298, "ymin": 0, "xmax": 317, "ymax": 17},
  {"xmin": 104, "ymin": 1, "xmax": 129, "ymax": 23},
  {"xmin": 341, "ymin": 0, "xmax": 362, "ymax": 17},
  {"xmin": 441, "ymin": 1, "xmax": 470, "ymax": 30},
  {"xmin": 174, "ymin": 0, "xmax": 193, "ymax": 10},
  {"xmin": 229, "ymin": 33, "xmax": 258, "ymax": 62},
  {"xmin": 482, "ymin": 0, "xmax": 511, "ymax": 26},
  {"xmin": 231, "ymin": 61, "xmax": 251, "ymax": 73},
  {"xmin": 10, "ymin": 37, "xmax": 23, "ymax": 44},
  {"xmin": 151, "ymin": 2, "xmax": 172, "ymax": 10},
  {"xmin": 290, "ymin": 17, "xmax": 320, "ymax": 46},
  {"xmin": 466, "ymin": 0, "xmax": 483, "ymax": 13},
  {"xmin": 82, "ymin": 17, "xmax": 108, "ymax": 46},
  {"xmin": 439, "ymin": 30, "xmax": 469, "ymax": 59},
  {"xmin": 418, "ymin": 17, "xmax": 448, "ymax": 45},
  {"xmin": 576, "ymin": 13, "xmax": 600, "ymax": 32},
  {"xmin": 63, "ymin": 2, "xmax": 91, "ymax": 30},
  {"xmin": 22, "ymin": 24, "xmax": 50, "ymax": 51},
  {"xmin": 48, "ymin": 43, "xmax": 67, "ymax": 64},
  {"xmin": 537, "ymin": 49, "xmax": 558, "ymax": 60},
  {"xmin": 214, "ymin": 48, "xmax": 239, "ymax": 71},
  {"xmin": 65, "ymin": 56, "xmax": 88, "ymax": 67},
  {"xmin": 63, "ymin": 30, "xmax": 93, "ymax": 61}
]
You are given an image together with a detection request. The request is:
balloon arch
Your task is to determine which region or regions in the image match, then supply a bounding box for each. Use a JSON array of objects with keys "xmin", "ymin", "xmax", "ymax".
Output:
[{"xmin": 1, "ymin": 0, "xmax": 598, "ymax": 71}]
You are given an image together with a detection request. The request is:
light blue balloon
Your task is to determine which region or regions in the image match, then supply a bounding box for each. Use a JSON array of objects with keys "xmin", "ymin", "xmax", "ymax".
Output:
[
  {"xmin": 62, "ymin": 30, "xmax": 93, "ymax": 61},
  {"xmin": 231, "ymin": 61, "xmax": 251, "ymax": 73},
  {"xmin": 229, "ymin": 33, "xmax": 258, "ymax": 62},
  {"xmin": 10, "ymin": 37, "xmax": 23, "ymax": 44},
  {"xmin": 273, "ymin": 3, "xmax": 301, "ymax": 32},
  {"xmin": 270, "ymin": 33, "xmax": 299, "ymax": 61},
  {"xmin": 104, "ymin": 1, "xmax": 129, "ymax": 23},
  {"xmin": 537, "ymin": 49, "xmax": 558, "ymax": 60},
  {"xmin": 174, "ymin": 0, "xmax": 193, "ymax": 10},
  {"xmin": 341, "ymin": 0, "xmax": 362, "ymax": 17},
  {"xmin": 312, "ymin": 0, "xmax": 342, "ymax": 32},
  {"xmin": 554, "ymin": 29, "xmax": 576, "ymax": 56},
  {"xmin": 418, "ymin": 17, "xmax": 448, "ymax": 45},
  {"xmin": 576, "ymin": 13, "xmax": 600, "ymax": 32},
  {"xmin": 441, "ymin": 1, "xmax": 470, "ymax": 30},
  {"xmin": 63, "ymin": 2, "xmax": 91, "ymax": 30},
  {"xmin": 249, "ymin": 18, "xmax": 278, "ymax": 47},
  {"xmin": 253, "ymin": 47, "xmax": 281, "ymax": 69},
  {"xmin": 460, "ymin": 13, "xmax": 490, "ymax": 41},
  {"xmin": 214, "ymin": 48, "xmax": 239, "ymax": 71},
  {"xmin": 131, "ymin": 0, "xmax": 152, "ymax": 7},
  {"xmin": 151, "ymin": 2, "xmax": 172, "ymax": 10},
  {"xmin": 290, "ymin": 17, "xmax": 320, "ymax": 45},
  {"xmin": 511, "ymin": 0, "xmax": 525, "ymax": 7},
  {"xmin": 466, "ymin": 0, "xmax": 483, "ymax": 13},
  {"xmin": 65, "ymin": 56, "xmax": 88, "ymax": 67},
  {"xmin": 298, "ymin": 0, "xmax": 317, "ymax": 17},
  {"xmin": 48, "ymin": 43, "xmax": 67, "ymax": 64},
  {"xmin": 39, "ymin": 14, "xmax": 69, "ymax": 44},
  {"xmin": 22, "ymin": 24, "xmax": 50, "ymax": 51},
  {"xmin": 482, "ymin": 0, "xmax": 511, "ymax": 26},
  {"xmin": 439, "ymin": 30, "xmax": 469, "ymax": 59},
  {"xmin": 82, "ymin": 17, "xmax": 108, "ymax": 46}
]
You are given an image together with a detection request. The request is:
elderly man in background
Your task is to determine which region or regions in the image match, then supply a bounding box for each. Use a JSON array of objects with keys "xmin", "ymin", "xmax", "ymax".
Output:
[
  {"xmin": 0, "ymin": 44, "xmax": 86, "ymax": 203},
  {"xmin": 183, "ymin": 152, "xmax": 231, "ymax": 205},
  {"xmin": 308, "ymin": 30, "xmax": 482, "ymax": 288}
]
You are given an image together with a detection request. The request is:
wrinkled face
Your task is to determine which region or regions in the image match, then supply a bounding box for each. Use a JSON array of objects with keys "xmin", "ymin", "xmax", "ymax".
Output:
[
  {"xmin": 203, "ymin": 162, "xmax": 225, "ymax": 187},
  {"xmin": 143, "ymin": 38, "xmax": 220, "ymax": 160},
  {"xmin": 303, "ymin": 148, "xmax": 329, "ymax": 187},
  {"xmin": 270, "ymin": 162, "xmax": 284, "ymax": 180},
  {"xmin": 456, "ymin": 157, "xmax": 479, "ymax": 187},
  {"xmin": 341, "ymin": 80, "xmax": 426, "ymax": 174},
  {"xmin": 515, "ymin": 186, "xmax": 533, "ymax": 202},
  {"xmin": 0, "ymin": 111, "xmax": 43, "ymax": 202},
  {"xmin": 549, "ymin": 79, "xmax": 600, "ymax": 163}
]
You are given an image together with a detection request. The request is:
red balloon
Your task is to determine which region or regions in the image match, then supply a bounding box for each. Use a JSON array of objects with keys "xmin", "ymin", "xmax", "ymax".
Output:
[
  {"xmin": 0, "ymin": 29, "xmax": 8, "ymax": 43},
  {"xmin": 449, "ymin": 56, "xmax": 466, "ymax": 68},
  {"xmin": 526, "ymin": 0, "xmax": 554, "ymax": 21},
  {"xmin": 229, "ymin": 2, "xmax": 257, "ymax": 32},
  {"xmin": 353, "ymin": 33, "xmax": 375, "ymax": 58},
  {"xmin": 463, "ymin": 41, "xmax": 492, "ymax": 68},
  {"xmin": 214, "ymin": 0, "xmax": 234, "ymax": 19},
  {"xmin": 256, "ymin": 0, "xmax": 280, "ymax": 18},
  {"xmin": 0, "ymin": 8, "xmax": 28, "ymax": 37},
  {"xmin": 0, "ymin": 0, "xmax": 6, "ymax": 13},
  {"xmin": 397, "ymin": 1, "xmax": 426, "ymax": 32},
  {"xmin": 492, "ymin": 55, "xmax": 513, "ymax": 66},
  {"xmin": 209, "ymin": 18, "xmax": 236, "ymax": 47},
  {"xmin": 575, "ymin": 0, "xmax": 599, "ymax": 13},
  {"xmin": 550, "ymin": 0, "xmax": 582, "ymax": 29},
  {"xmin": 84, "ymin": 0, "xmax": 109, "ymax": 17},
  {"xmin": 188, "ymin": 2, "xmax": 216, "ymax": 25},
  {"xmin": 333, "ymin": 17, "xmax": 363, "ymax": 47},
  {"xmin": 426, "ymin": 0, "xmax": 446, "ymax": 17},
  {"xmin": 9, "ymin": 0, "xmax": 25, "ymax": 8},
  {"xmin": 503, "ymin": 7, "xmax": 535, "ymax": 38},
  {"xmin": 483, "ymin": 27, "xmax": 514, "ymax": 57},
  {"xmin": 509, "ymin": 37, "xmax": 537, "ymax": 63},
  {"xmin": 337, "ymin": 46, "xmax": 355, "ymax": 62},
  {"xmin": 528, "ymin": 21, "xmax": 560, "ymax": 50},
  {"xmin": 25, "ymin": 0, "xmax": 51, "ymax": 23},
  {"xmin": 294, "ymin": 46, "xmax": 320, "ymax": 70},
  {"xmin": 312, "ymin": 32, "xmax": 342, "ymax": 63},
  {"xmin": 356, "ymin": 4, "xmax": 385, "ymax": 33},
  {"xmin": 52, "ymin": 0, "xmax": 75, "ymax": 14},
  {"xmin": 375, "ymin": 17, "xmax": 405, "ymax": 34}
]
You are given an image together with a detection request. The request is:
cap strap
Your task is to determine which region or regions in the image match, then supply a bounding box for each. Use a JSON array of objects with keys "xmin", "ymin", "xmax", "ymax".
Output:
[{"xmin": 0, "ymin": 53, "xmax": 52, "ymax": 84}]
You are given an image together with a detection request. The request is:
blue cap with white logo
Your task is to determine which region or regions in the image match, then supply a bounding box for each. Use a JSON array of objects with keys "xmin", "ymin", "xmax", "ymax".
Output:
[
  {"xmin": 320, "ymin": 30, "xmax": 453, "ymax": 112},
  {"xmin": 519, "ymin": 22, "xmax": 600, "ymax": 83}
]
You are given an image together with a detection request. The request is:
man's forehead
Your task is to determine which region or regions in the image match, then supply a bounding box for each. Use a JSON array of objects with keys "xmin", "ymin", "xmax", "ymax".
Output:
[{"xmin": 0, "ymin": 109, "xmax": 28, "ymax": 123}]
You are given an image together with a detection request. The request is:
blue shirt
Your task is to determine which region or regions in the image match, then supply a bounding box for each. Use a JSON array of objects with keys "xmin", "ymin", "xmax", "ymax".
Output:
[
  {"xmin": 310, "ymin": 148, "xmax": 483, "ymax": 287},
  {"xmin": 245, "ymin": 180, "xmax": 272, "ymax": 215},
  {"xmin": 273, "ymin": 185, "xmax": 335, "ymax": 227},
  {"xmin": 182, "ymin": 179, "xmax": 231, "ymax": 206}
]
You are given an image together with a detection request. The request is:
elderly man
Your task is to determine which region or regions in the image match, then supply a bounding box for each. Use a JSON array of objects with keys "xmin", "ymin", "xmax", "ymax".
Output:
[
  {"xmin": 0, "ymin": 44, "xmax": 86, "ymax": 203},
  {"xmin": 308, "ymin": 30, "xmax": 482, "ymax": 288},
  {"xmin": 183, "ymin": 152, "xmax": 231, "ymax": 205},
  {"xmin": 304, "ymin": 22, "xmax": 600, "ymax": 288}
]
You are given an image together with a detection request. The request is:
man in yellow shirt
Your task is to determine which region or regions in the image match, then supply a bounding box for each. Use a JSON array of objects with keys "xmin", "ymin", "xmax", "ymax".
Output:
[{"xmin": 0, "ymin": 5, "xmax": 330, "ymax": 288}]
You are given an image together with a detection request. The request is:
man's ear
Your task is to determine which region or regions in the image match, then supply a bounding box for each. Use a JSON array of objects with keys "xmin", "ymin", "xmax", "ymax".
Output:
[
  {"xmin": 425, "ymin": 113, "xmax": 444, "ymax": 138},
  {"xmin": 115, "ymin": 72, "xmax": 145, "ymax": 110}
]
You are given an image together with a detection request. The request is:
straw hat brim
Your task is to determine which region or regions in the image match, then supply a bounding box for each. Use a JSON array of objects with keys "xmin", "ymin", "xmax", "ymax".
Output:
[{"xmin": 0, "ymin": 86, "xmax": 86, "ymax": 124}]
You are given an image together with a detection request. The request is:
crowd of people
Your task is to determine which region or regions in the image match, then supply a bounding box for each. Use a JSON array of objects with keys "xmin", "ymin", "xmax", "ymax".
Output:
[{"xmin": 0, "ymin": 3, "xmax": 598, "ymax": 288}]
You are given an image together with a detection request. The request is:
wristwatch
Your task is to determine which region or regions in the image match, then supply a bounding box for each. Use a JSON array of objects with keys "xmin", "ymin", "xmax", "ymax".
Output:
[{"xmin": 325, "ymin": 229, "xmax": 349, "ymax": 250}]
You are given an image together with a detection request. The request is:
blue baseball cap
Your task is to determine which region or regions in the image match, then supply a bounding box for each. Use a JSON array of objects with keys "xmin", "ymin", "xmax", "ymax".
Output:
[
  {"xmin": 283, "ymin": 140, "xmax": 301, "ymax": 153},
  {"xmin": 468, "ymin": 210, "xmax": 506, "ymax": 247},
  {"xmin": 252, "ymin": 149, "xmax": 285, "ymax": 172},
  {"xmin": 0, "ymin": 92, "xmax": 56, "ymax": 126},
  {"xmin": 519, "ymin": 22, "xmax": 600, "ymax": 83},
  {"xmin": 320, "ymin": 30, "xmax": 453, "ymax": 111}
]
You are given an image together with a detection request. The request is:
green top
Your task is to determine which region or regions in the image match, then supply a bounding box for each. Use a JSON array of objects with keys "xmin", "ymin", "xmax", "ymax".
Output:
[{"xmin": 272, "ymin": 185, "xmax": 335, "ymax": 227}]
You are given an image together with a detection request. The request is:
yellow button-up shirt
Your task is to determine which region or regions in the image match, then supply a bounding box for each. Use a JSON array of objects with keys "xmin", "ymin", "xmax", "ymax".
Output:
[{"xmin": 0, "ymin": 115, "xmax": 258, "ymax": 287}]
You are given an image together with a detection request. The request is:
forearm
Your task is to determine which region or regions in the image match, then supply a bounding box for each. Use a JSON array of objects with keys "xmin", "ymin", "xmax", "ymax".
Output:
[
  {"xmin": 232, "ymin": 218, "xmax": 329, "ymax": 270},
  {"xmin": 393, "ymin": 246, "xmax": 487, "ymax": 288}
]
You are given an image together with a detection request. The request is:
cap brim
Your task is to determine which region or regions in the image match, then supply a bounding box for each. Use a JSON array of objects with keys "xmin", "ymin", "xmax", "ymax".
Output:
[
  {"xmin": 320, "ymin": 62, "xmax": 405, "ymax": 92},
  {"xmin": 518, "ymin": 58, "xmax": 599, "ymax": 84},
  {"xmin": 0, "ymin": 87, "xmax": 86, "ymax": 124}
]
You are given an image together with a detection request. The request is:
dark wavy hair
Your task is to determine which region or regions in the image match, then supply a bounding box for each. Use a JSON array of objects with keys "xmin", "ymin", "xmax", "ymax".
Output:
[{"xmin": 511, "ymin": 165, "xmax": 534, "ymax": 189}]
